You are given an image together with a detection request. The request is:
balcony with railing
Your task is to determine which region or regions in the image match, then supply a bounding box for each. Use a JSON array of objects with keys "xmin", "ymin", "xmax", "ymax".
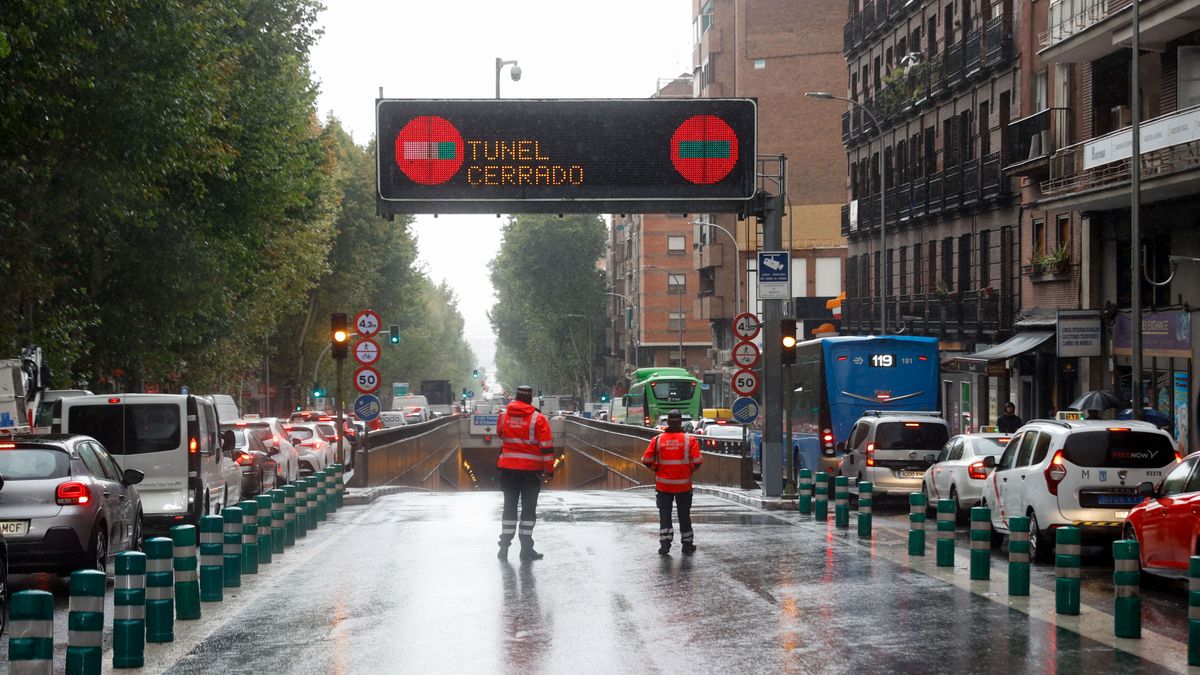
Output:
[
  {"xmin": 961, "ymin": 157, "xmax": 981, "ymax": 205},
  {"xmin": 928, "ymin": 52, "xmax": 947, "ymax": 98},
  {"xmin": 842, "ymin": 111, "xmax": 850, "ymax": 145},
  {"xmin": 943, "ymin": 162, "xmax": 963, "ymax": 210},
  {"xmin": 927, "ymin": 171, "xmax": 944, "ymax": 214},
  {"xmin": 1039, "ymin": 0, "xmax": 1131, "ymax": 52},
  {"xmin": 981, "ymin": 152, "xmax": 1005, "ymax": 199},
  {"xmin": 912, "ymin": 177, "xmax": 928, "ymax": 217},
  {"xmin": 944, "ymin": 41, "xmax": 964, "ymax": 87},
  {"xmin": 843, "ymin": 12, "xmax": 864, "ymax": 55},
  {"xmin": 1005, "ymin": 108, "xmax": 1069, "ymax": 171},
  {"xmin": 862, "ymin": 0, "xmax": 877, "ymax": 38},
  {"xmin": 885, "ymin": 186, "xmax": 899, "ymax": 225},
  {"xmin": 841, "ymin": 203, "xmax": 851, "ymax": 237},
  {"xmin": 984, "ymin": 14, "xmax": 1014, "ymax": 67},
  {"xmin": 898, "ymin": 181, "xmax": 913, "ymax": 221},
  {"xmin": 965, "ymin": 30, "xmax": 983, "ymax": 75}
]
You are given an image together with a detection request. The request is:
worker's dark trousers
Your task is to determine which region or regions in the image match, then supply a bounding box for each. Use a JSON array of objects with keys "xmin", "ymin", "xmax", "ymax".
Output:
[
  {"xmin": 499, "ymin": 469, "xmax": 542, "ymax": 551},
  {"xmin": 656, "ymin": 490, "xmax": 694, "ymax": 548}
]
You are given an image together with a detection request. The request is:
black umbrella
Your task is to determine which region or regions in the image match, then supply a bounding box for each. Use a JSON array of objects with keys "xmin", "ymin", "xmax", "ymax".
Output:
[{"xmin": 1069, "ymin": 390, "xmax": 1127, "ymax": 412}]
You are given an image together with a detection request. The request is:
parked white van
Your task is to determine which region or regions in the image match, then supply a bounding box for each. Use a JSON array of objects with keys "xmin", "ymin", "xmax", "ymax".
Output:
[{"xmin": 54, "ymin": 393, "xmax": 235, "ymax": 533}]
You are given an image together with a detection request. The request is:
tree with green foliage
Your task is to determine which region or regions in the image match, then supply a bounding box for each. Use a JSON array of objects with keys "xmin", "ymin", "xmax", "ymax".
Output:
[{"xmin": 489, "ymin": 214, "xmax": 607, "ymax": 400}]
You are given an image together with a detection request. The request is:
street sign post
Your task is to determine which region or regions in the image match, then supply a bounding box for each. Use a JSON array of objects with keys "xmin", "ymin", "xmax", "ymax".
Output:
[
  {"xmin": 353, "ymin": 339, "xmax": 380, "ymax": 366},
  {"xmin": 353, "ymin": 394, "xmax": 382, "ymax": 422},
  {"xmin": 353, "ymin": 366, "xmax": 380, "ymax": 395},
  {"xmin": 731, "ymin": 368, "xmax": 760, "ymax": 397},
  {"xmin": 757, "ymin": 251, "xmax": 790, "ymax": 300},
  {"xmin": 732, "ymin": 340, "xmax": 761, "ymax": 368},
  {"xmin": 732, "ymin": 312, "xmax": 762, "ymax": 341},
  {"xmin": 731, "ymin": 397, "xmax": 760, "ymax": 425},
  {"xmin": 376, "ymin": 98, "xmax": 757, "ymax": 215},
  {"xmin": 354, "ymin": 310, "xmax": 381, "ymax": 337}
]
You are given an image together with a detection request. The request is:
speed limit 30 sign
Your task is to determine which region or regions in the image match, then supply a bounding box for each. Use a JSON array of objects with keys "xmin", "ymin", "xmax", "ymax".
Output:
[
  {"xmin": 731, "ymin": 368, "xmax": 760, "ymax": 397},
  {"xmin": 353, "ymin": 366, "xmax": 381, "ymax": 394}
]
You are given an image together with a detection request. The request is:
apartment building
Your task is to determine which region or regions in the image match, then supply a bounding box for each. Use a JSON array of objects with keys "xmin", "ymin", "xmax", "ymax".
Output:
[
  {"xmin": 1014, "ymin": 0, "xmax": 1199, "ymax": 451},
  {"xmin": 693, "ymin": 0, "xmax": 848, "ymax": 408}
]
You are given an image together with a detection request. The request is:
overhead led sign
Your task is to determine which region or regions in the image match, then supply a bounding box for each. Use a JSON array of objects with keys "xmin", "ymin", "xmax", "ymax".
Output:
[{"xmin": 376, "ymin": 98, "xmax": 757, "ymax": 215}]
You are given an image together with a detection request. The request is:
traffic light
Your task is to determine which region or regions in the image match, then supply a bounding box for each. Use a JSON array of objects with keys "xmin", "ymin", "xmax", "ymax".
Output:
[
  {"xmin": 472, "ymin": 369, "xmax": 479, "ymax": 378},
  {"xmin": 781, "ymin": 318, "xmax": 798, "ymax": 365},
  {"xmin": 313, "ymin": 384, "xmax": 325, "ymax": 399},
  {"xmin": 389, "ymin": 324, "xmax": 400, "ymax": 344},
  {"xmin": 600, "ymin": 393, "xmax": 610, "ymax": 403},
  {"xmin": 331, "ymin": 313, "xmax": 349, "ymax": 359}
]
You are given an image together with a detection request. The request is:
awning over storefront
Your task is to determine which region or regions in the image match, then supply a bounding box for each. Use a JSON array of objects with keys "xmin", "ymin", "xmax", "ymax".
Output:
[{"xmin": 956, "ymin": 331, "xmax": 1056, "ymax": 374}]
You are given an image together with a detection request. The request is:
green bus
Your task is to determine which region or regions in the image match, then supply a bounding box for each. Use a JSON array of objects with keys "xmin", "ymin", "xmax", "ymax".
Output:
[{"xmin": 619, "ymin": 367, "xmax": 702, "ymax": 427}]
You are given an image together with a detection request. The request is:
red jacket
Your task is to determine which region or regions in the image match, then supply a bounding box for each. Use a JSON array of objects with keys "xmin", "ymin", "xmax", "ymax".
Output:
[
  {"xmin": 641, "ymin": 432, "xmax": 702, "ymax": 492},
  {"xmin": 496, "ymin": 401, "xmax": 555, "ymax": 473}
]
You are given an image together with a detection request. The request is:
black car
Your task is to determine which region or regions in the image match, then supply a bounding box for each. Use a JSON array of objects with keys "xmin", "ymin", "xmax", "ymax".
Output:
[{"xmin": 223, "ymin": 428, "xmax": 277, "ymax": 499}]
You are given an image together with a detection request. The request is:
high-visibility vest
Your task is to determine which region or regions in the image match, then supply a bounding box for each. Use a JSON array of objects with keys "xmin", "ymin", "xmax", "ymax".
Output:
[
  {"xmin": 497, "ymin": 407, "xmax": 554, "ymax": 472},
  {"xmin": 641, "ymin": 432, "xmax": 702, "ymax": 493}
]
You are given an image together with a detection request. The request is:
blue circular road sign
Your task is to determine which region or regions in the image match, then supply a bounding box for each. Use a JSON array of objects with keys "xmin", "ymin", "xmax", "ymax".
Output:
[
  {"xmin": 731, "ymin": 396, "xmax": 759, "ymax": 425},
  {"xmin": 354, "ymin": 394, "xmax": 382, "ymax": 422}
]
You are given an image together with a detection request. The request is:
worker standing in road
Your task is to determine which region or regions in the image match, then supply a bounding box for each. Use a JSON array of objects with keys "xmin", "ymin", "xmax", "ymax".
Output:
[
  {"xmin": 642, "ymin": 409, "xmax": 702, "ymax": 556},
  {"xmin": 496, "ymin": 385, "xmax": 555, "ymax": 561}
]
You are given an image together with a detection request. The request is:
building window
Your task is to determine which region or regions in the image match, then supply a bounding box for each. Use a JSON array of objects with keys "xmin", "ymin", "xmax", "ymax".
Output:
[
  {"xmin": 913, "ymin": 242, "xmax": 923, "ymax": 293},
  {"xmin": 669, "ymin": 350, "xmax": 686, "ymax": 367},
  {"xmin": 957, "ymin": 234, "xmax": 971, "ymax": 293},
  {"xmin": 668, "ymin": 273, "xmax": 687, "ymax": 294},
  {"xmin": 792, "ymin": 257, "xmax": 808, "ymax": 297},
  {"xmin": 899, "ymin": 246, "xmax": 908, "ymax": 296},
  {"xmin": 927, "ymin": 241, "xmax": 937, "ymax": 293},
  {"xmin": 1033, "ymin": 219, "xmax": 1046, "ymax": 259},
  {"xmin": 668, "ymin": 235, "xmax": 686, "ymax": 254},
  {"xmin": 815, "ymin": 258, "xmax": 842, "ymax": 296},
  {"xmin": 1033, "ymin": 70, "xmax": 1048, "ymax": 112},
  {"xmin": 941, "ymin": 238, "xmax": 953, "ymax": 289},
  {"xmin": 668, "ymin": 312, "xmax": 686, "ymax": 332},
  {"xmin": 1056, "ymin": 214, "xmax": 1071, "ymax": 257},
  {"xmin": 978, "ymin": 230, "xmax": 991, "ymax": 288},
  {"xmin": 694, "ymin": 1, "xmax": 714, "ymax": 43}
]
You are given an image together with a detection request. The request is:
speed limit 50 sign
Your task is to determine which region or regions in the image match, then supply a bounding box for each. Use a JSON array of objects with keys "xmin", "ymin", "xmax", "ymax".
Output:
[
  {"xmin": 730, "ymin": 368, "xmax": 760, "ymax": 397},
  {"xmin": 353, "ymin": 366, "xmax": 381, "ymax": 394}
]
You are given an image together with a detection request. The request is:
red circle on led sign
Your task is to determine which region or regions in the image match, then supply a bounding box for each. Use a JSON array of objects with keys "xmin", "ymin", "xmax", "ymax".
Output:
[
  {"xmin": 394, "ymin": 115, "xmax": 465, "ymax": 185},
  {"xmin": 670, "ymin": 115, "xmax": 739, "ymax": 185}
]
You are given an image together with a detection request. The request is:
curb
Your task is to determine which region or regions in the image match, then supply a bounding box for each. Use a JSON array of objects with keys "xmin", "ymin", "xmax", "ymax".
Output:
[{"xmin": 343, "ymin": 485, "xmax": 428, "ymax": 506}]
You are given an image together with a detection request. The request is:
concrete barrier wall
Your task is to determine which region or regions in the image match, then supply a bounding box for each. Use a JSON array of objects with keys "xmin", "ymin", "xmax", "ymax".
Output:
[{"xmin": 352, "ymin": 417, "xmax": 460, "ymax": 488}]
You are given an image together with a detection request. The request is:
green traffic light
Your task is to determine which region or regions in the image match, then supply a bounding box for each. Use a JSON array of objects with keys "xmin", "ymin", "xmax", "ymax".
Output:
[{"xmin": 472, "ymin": 369, "xmax": 479, "ymax": 378}]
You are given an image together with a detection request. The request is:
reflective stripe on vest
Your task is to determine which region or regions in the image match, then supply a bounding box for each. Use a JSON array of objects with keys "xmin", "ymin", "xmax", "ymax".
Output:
[
  {"xmin": 645, "ymin": 433, "xmax": 700, "ymax": 491},
  {"xmin": 498, "ymin": 411, "xmax": 550, "ymax": 470}
]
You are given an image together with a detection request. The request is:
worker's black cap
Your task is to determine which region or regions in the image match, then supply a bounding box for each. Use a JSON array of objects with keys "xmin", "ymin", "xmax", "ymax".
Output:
[{"xmin": 667, "ymin": 409, "xmax": 683, "ymax": 420}]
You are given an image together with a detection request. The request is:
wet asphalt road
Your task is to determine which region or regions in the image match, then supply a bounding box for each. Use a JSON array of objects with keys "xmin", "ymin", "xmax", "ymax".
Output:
[{"xmin": 5, "ymin": 490, "xmax": 1192, "ymax": 674}]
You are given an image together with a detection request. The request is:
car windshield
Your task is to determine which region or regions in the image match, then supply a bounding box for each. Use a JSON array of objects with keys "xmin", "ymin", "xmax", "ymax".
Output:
[
  {"xmin": 704, "ymin": 425, "xmax": 744, "ymax": 439},
  {"xmin": 975, "ymin": 438, "xmax": 1009, "ymax": 456},
  {"xmin": 0, "ymin": 447, "xmax": 70, "ymax": 479},
  {"xmin": 1062, "ymin": 430, "xmax": 1175, "ymax": 468},
  {"xmin": 874, "ymin": 422, "xmax": 949, "ymax": 450}
]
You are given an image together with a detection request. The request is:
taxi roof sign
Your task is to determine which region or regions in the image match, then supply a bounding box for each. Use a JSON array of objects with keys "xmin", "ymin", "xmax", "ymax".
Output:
[{"xmin": 1056, "ymin": 410, "xmax": 1086, "ymax": 421}]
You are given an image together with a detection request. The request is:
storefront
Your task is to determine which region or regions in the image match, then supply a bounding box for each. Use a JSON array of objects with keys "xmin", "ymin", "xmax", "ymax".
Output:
[{"xmin": 1112, "ymin": 309, "xmax": 1193, "ymax": 454}]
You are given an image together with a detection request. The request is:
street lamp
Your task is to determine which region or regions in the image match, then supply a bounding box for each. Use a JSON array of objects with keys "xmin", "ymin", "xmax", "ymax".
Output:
[
  {"xmin": 605, "ymin": 291, "xmax": 637, "ymax": 369},
  {"xmin": 644, "ymin": 264, "xmax": 685, "ymax": 367},
  {"xmin": 690, "ymin": 218, "xmax": 741, "ymax": 319},
  {"xmin": 563, "ymin": 313, "xmax": 594, "ymax": 395},
  {"xmin": 495, "ymin": 58, "xmax": 521, "ymax": 99},
  {"xmin": 806, "ymin": 91, "xmax": 887, "ymax": 335}
]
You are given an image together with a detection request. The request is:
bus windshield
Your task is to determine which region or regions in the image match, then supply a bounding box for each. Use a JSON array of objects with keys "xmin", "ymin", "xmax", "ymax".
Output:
[{"xmin": 651, "ymin": 381, "xmax": 696, "ymax": 403}]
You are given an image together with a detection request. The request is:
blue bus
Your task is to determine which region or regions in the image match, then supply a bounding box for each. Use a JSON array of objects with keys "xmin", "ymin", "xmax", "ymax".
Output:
[{"xmin": 787, "ymin": 335, "xmax": 940, "ymax": 475}]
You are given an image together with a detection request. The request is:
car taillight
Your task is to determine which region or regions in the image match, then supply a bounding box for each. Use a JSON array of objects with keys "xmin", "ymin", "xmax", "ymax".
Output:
[
  {"xmin": 0, "ymin": 443, "xmax": 14, "ymax": 449},
  {"xmin": 56, "ymin": 481, "xmax": 90, "ymax": 505},
  {"xmin": 968, "ymin": 461, "xmax": 989, "ymax": 480},
  {"xmin": 235, "ymin": 452, "xmax": 255, "ymax": 466},
  {"xmin": 644, "ymin": 417, "xmax": 651, "ymax": 426},
  {"xmin": 1176, "ymin": 451, "xmax": 1184, "ymax": 463},
  {"xmin": 1045, "ymin": 450, "xmax": 1067, "ymax": 495},
  {"xmin": 866, "ymin": 442, "xmax": 875, "ymax": 467},
  {"xmin": 189, "ymin": 437, "xmax": 198, "ymax": 454}
]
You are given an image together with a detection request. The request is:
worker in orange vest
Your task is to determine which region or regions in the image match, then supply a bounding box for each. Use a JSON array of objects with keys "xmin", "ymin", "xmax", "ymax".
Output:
[
  {"xmin": 641, "ymin": 409, "xmax": 702, "ymax": 556},
  {"xmin": 496, "ymin": 385, "xmax": 555, "ymax": 561}
]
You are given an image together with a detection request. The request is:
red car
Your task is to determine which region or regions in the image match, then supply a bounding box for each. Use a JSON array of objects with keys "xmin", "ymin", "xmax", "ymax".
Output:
[{"xmin": 1125, "ymin": 453, "xmax": 1198, "ymax": 578}]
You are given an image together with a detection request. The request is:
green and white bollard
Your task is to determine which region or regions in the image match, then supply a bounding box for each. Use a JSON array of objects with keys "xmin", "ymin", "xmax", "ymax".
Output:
[
  {"xmin": 315, "ymin": 472, "xmax": 328, "ymax": 522},
  {"xmin": 936, "ymin": 499, "xmax": 956, "ymax": 567},
  {"xmin": 1008, "ymin": 515, "xmax": 1031, "ymax": 596},
  {"xmin": 113, "ymin": 551, "xmax": 146, "ymax": 669},
  {"xmin": 199, "ymin": 515, "xmax": 224, "ymax": 602},
  {"xmin": 283, "ymin": 484, "xmax": 298, "ymax": 545},
  {"xmin": 170, "ymin": 524, "xmax": 200, "ymax": 620},
  {"xmin": 908, "ymin": 492, "xmax": 926, "ymax": 556},
  {"xmin": 1189, "ymin": 556, "xmax": 1200, "ymax": 666},
  {"xmin": 294, "ymin": 480, "xmax": 309, "ymax": 538},
  {"xmin": 1055, "ymin": 526, "xmax": 1081, "ymax": 615},
  {"xmin": 306, "ymin": 477, "xmax": 319, "ymax": 530},
  {"xmin": 238, "ymin": 500, "xmax": 259, "ymax": 574},
  {"xmin": 324, "ymin": 467, "xmax": 337, "ymax": 514},
  {"xmin": 9, "ymin": 589, "xmax": 53, "ymax": 674},
  {"xmin": 814, "ymin": 472, "xmax": 829, "ymax": 522},
  {"xmin": 1113, "ymin": 539, "xmax": 1141, "ymax": 638},
  {"xmin": 834, "ymin": 475, "xmax": 849, "ymax": 529},
  {"xmin": 256, "ymin": 494, "xmax": 273, "ymax": 565},
  {"xmin": 144, "ymin": 537, "xmax": 175, "ymax": 643},
  {"xmin": 969, "ymin": 506, "xmax": 991, "ymax": 580},
  {"xmin": 66, "ymin": 568, "xmax": 106, "ymax": 674},
  {"xmin": 856, "ymin": 481, "xmax": 873, "ymax": 538},
  {"xmin": 270, "ymin": 489, "xmax": 286, "ymax": 554},
  {"xmin": 222, "ymin": 506, "xmax": 243, "ymax": 588},
  {"xmin": 798, "ymin": 469, "xmax": 813, "ymax": 515}
]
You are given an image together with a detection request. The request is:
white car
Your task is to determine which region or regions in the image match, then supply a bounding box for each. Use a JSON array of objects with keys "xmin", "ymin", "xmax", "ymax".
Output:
[
  {"xmin": 837, "ymin": 412, "xmax": 949, "ymax": 497},
  {"xmin": 922, "ymin": 433, "xmax": 1012, "ymax": 521},
  {"xmin": 227, "ymin": 418, "xmax": 300, "ymax": 484},
  {"xmin": 980, "ymin": 415, "xmax": 1179, "ymax": 562}
]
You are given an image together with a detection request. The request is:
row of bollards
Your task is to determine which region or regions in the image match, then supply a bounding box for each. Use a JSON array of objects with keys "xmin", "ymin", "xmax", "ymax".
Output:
[
  {"xmin": 9, "ymin": 464, "xmax": 346, "ymax": 673},
  {"xmin": 791, "ymin": 477, "xmax": 1190, "ymax": 659}
]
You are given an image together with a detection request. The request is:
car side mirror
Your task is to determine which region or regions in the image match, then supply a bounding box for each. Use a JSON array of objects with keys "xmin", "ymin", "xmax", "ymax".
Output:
[
  {"xmin": 1137, "ymin": 481, "xmax": 1155, "ymax": 498},
  {"xmin": 269, "ymin": 445, "xmax": 281, "ymax": 456},
  {"xmin": 123, "ymin": 469, "xmax": 145, "ymax": 485},
  {"xmin": 982, "ymin": 455, "xmax": 996, "ymax": 469}
]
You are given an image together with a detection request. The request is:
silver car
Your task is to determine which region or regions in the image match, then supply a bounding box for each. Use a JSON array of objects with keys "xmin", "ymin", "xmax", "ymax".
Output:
[{"xmin": 0, "ymin": 434, "xmax": 144, "ymax": 575}]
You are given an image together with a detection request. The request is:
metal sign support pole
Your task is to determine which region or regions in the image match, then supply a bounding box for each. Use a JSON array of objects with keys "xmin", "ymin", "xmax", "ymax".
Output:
[
  {"xmin": 336, "ymin": 356, "xmax": 345, "ymax": 465},
  {"xmin": 757, "ymin": 191, "xmax": 785, "ymax": 498}
]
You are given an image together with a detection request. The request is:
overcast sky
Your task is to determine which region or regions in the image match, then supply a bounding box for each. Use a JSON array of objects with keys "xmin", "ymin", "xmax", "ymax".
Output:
[{"xmin": 309, "ymin": 1, "xmax": 694, "ymax": 373}]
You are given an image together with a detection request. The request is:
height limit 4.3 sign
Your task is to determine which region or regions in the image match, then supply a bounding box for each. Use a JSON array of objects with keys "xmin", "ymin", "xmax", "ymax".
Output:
[{"xmin": 376, "ymin": 99, "xmax": 757, "ymax": 215}]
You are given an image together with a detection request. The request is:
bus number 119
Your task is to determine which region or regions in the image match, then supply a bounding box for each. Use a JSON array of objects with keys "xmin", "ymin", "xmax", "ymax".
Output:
[{"xmin": 869, "ymin": 354, "xmax": 894, "ymax": 367}]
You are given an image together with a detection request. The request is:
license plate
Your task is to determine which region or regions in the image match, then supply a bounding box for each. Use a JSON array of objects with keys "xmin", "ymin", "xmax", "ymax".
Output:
[
  {"xmin": 0, "ymin": 520, "xmax": 29, "ymax": 536},
  {"xmin": 899, "ymin": 470, "xmax": 924, "ymax": 479},
  {"xmin": 1097, "ymin": 494, "xmax": 1141, "ymax": 506}
]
